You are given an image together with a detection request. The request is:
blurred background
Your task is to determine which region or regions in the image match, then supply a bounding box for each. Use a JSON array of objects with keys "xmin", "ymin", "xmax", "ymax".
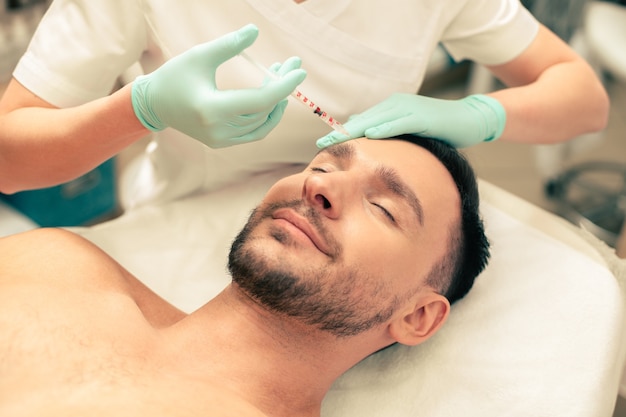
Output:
[
  {"xmin": 0, "ymin": 0, "xmax": 624, "ymax": 253},
  {"xmin": 427, "ymin": 0, "xmax": 626, "ymax": 257},
  {"xmin": 1, "ymin": 0, "xmax": 624, "ymax": 254},
  {"xmin": 7, "ymin": 0, "xmax": 626, "ymax": 250},
  {"xmin": 0, "ymin": 0, "xmax": 625, "ymax": 414}
]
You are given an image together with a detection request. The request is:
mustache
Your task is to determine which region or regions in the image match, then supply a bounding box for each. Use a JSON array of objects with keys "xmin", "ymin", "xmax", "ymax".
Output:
[{"xmin": 257, "ymin": 199, "xmax": 342, "ymax": 259}]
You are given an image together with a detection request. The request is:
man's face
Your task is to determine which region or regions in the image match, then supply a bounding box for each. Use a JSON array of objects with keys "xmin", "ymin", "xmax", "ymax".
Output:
[{"xmin": 229, "ymin": 138, "xmax": 460, "ymax": 337}]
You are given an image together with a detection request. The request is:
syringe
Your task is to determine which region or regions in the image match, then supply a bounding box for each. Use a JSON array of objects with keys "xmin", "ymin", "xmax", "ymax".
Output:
[
  {"xmin": 239, "ymin": 51, "xmax": 350, "ymax": 137},
  {"xmin": 141, "ymin": 8, "xmax": 350, "ymax": 137}
]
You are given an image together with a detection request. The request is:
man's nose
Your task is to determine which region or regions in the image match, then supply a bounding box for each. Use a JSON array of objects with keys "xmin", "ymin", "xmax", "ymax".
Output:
[{"xmin": 302, "ymin": 173, "xmax": 347, "ymax": 219}]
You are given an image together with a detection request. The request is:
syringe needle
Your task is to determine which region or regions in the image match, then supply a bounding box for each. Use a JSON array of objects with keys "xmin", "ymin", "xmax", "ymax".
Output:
[{"xmin": 239, "ymin": 52, "xmax": 350, "ymax": 137}]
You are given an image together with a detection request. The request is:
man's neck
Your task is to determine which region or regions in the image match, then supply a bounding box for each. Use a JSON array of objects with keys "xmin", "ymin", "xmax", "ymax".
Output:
[{"xmin": 159, "ymin": 285, "xmax": 383, "ymax": 417}]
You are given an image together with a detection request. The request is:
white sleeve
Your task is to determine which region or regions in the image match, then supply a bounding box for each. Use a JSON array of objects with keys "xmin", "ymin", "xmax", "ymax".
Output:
[
  {"xmin": 441, "ymin": 0, "xmax": 540, "ymax": 66},
  {"xmin": 13, "ymin": 0, "xmax": 148, "ymax": 108}
]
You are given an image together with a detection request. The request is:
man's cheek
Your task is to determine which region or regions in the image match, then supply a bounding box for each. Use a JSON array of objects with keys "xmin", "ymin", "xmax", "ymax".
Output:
[{"xmin": 265, "ymin": 176, "xmax": 303, "ymax": 202}]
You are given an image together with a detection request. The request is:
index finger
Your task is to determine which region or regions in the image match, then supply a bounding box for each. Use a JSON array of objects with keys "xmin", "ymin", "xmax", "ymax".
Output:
[{"xmin": 221, "ymin": 68, "xmax": 307, "ymax": 114}]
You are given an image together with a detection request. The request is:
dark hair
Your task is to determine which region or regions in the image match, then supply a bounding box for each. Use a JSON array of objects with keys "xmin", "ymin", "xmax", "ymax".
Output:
[{"xmin": 395, "ymin": 135, "xmax": 490, "ymax": 305}]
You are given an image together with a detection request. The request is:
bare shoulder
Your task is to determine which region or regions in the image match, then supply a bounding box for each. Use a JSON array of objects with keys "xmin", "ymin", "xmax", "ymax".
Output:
[
  {"xmin": 0, "ymin": 228, "xmax": 186, "ymax": 326},
  {"xmin": 0, "ymin": 227, "xmax": 104, "ymax": 254},
  {"xmin": 0, "ymin": 228, "xmax": 129, "ymax": 291}
]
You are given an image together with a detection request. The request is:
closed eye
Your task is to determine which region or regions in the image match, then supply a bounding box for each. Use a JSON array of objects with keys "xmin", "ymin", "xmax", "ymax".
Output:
[
  {"xmin": 310, "ymin": 167, "xmax": 328, "ymax": 173},
  {"xmin": 372, "ymin": 202, "xmax": 395, "ymax": 223}
]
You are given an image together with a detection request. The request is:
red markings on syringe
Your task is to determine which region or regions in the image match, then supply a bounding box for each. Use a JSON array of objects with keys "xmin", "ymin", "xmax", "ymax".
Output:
[{"xmin": 295, "ymin": 92, "xmax": 334, "ymax": 122}]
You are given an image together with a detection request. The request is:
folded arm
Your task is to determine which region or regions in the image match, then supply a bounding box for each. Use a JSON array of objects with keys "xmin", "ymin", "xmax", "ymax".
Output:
[
  {"xmin": 0, "ymin": 80, "xmax": 148, "ymax": 194},
  {"xmin": 0, "ymin": 24, "xmax": 306, "ymax": 195},
  {"xmin": 317, "ymin": 24, "xmax": 609, "ymax": 149},
  {"xmin": 486, "ymin": 24, "xmax": 609, "ymax": 144}
]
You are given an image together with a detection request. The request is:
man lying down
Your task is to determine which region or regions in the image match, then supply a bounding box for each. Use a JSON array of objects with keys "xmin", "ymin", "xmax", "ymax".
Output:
[{"xmin": 0, "ymin": 135, "xmax": 489, "ymax": 417}]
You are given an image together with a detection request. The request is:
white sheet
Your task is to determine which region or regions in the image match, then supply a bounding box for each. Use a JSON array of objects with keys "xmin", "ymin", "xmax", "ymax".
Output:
[
  {"xmin": 71, "ymin": 174, "xmax": 626, "ymax": 417},
  {"xmin": 0, "ymin": 200, "xmax": 39, "ymax": 238},
  {"xmin": 324, "ymin": 203, "xmax": 624, "ymax": 417}
]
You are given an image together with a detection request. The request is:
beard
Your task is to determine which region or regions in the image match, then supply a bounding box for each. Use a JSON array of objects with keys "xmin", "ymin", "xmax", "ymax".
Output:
[{"xmin": 228, "ymin": 200, "xmax": 399, "ymax": 338}]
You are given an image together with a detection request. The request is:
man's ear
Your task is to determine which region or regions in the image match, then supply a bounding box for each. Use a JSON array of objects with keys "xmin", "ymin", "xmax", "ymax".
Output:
[{"xmin": 388, "ymin": 293, "xmax": 450, "ymax": 346}]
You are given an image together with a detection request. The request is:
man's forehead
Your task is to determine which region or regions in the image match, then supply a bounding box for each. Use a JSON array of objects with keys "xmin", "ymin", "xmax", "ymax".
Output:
[
  {"xmin": 317, "ymin": 139, "xmax": 436, "ymax": 168},
  {"xmin": 315, "ymin": 141, "xmax": 356, "ymax": 160}
]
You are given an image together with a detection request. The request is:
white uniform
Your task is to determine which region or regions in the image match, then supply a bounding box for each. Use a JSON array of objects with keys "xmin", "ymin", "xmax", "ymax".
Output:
[{"xmin": 14, "ymin": 0, "xmax": 538, "ymax": 207}]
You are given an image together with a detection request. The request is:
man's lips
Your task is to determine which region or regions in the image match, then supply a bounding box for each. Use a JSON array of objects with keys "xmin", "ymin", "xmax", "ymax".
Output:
[{"xmin": 271, "ymin": 208, "xmax": 332, "ymax": 256}]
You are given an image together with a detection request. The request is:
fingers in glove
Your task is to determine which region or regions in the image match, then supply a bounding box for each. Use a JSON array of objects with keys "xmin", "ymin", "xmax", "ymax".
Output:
[
  {"xmin": 220, "ymin": 68, "xmax": 306, "ymax": 114},
  {"xmin": 198, "ymin": 24, "xmax": 260, "ymax": 67},
  {"xmin": 261, "ymin": 57, "xmax": 302, "ymax": 86},
  {"xmin": 315, "ymin": 127, "xmax": 354, "ymax": 149},
  {"xmin": 275, "ymin": 56, "xmax": 303, "ymax": 75},
  {"xmin": 363, "ymin": 114, "xmax": 421, "ymax": 139},
  {"xmin": 229, "ymin": 99, "xmax": 289, "ymax": 145}
]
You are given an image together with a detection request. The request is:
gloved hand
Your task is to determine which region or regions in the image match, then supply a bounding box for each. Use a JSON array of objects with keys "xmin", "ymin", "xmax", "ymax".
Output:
[
  {"xmin": 316, "ymin": 93, "xmax": 506, "ymax": 149},
  {"xmin": 132, "ymin": 23, "xmax": 307, "ymax": 148}
]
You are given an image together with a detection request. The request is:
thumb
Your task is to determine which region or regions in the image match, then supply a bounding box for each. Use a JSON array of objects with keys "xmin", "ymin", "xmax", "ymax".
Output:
[{"xmin": 203, "ymin": 24, "xmax": 259, "ymax": 65}]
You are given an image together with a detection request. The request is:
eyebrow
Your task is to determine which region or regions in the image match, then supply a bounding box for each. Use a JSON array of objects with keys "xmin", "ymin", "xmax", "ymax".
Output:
[
  {"xmin": 317, "ymin": 143, "xmax": 425, "ymax": 226},
  {"xmin": 375, "ymin": 164, "xmax": 425, "ymax": 226},
  {"xmin": 318, "ymin": 141, "xmax": 355, "ymax": 161}
]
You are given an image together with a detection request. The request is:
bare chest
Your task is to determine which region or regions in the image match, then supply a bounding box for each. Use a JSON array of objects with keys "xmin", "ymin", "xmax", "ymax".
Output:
[
  {"xmin": 0, "ymin": 287, "xmax": 266, "ymax": 417},
  {"xmin": 0, "ymin": 286, "xmax": 156, "ymax": 413}
]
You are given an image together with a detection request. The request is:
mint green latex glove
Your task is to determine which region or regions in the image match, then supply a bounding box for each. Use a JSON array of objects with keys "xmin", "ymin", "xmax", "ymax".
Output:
[
  {"xmin": 132, "ymin": 24, "xmax": 307, "ymax": 148},
  {"xmin": 316, "ymin": 93, "xmax": 506, "ymax": 149}
]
